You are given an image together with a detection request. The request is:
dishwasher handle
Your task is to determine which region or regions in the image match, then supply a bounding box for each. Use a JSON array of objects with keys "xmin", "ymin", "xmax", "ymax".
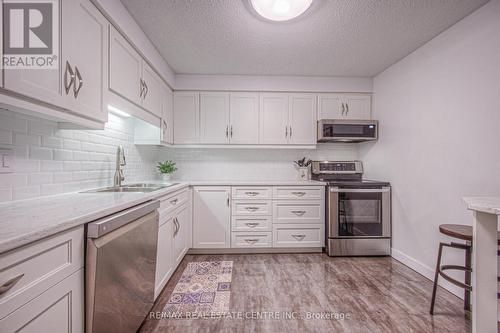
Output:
[{"xmin": 87, "ymin": 200, "xmax": 160, "ymax": 238}]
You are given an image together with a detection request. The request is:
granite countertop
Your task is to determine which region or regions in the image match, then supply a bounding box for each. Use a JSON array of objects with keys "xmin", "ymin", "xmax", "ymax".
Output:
[
  {"xmin": 463, "ymin": 196, "xmax": 500, "ymax": 215},
  {"xmin": 0, "ymin": 180, "xmax": 325, "ymax": 254}
]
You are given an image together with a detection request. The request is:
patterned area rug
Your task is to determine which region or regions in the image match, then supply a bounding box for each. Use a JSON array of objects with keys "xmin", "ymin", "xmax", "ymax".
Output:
[{"xmin": 163, "ymin": 261, "xmax": 233, "ymax": 317}]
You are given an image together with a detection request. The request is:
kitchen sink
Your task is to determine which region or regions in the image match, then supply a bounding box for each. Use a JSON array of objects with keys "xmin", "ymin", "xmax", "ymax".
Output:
[{"xmin": 81, "ymin": 183, "xmax": 178, "ymax": 193}]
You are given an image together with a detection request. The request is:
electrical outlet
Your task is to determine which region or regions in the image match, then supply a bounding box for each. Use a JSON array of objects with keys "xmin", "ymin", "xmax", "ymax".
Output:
[{"xmin": 0, "ymin": 149, "xmax": 14, "ymax": 173}]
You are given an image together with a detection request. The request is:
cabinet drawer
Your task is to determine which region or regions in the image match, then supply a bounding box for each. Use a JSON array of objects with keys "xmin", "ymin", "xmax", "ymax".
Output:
[
  {"xmin": 231, "ymin": 216, "xmax": 272, "ymax": 232},
  {"xmin": 273, "ymin": 186, "xmax": 324, "ymax": 200},
  {"xmin": 159, "ymin": 188, "xmax": 190, "ymax": 217},
  {"xmin": 273, "ymin": 200, "xmax": 324, "ymax": 224},
  {"xmin": 231, "ymin": 232, "xmax": 272, "ymax": 248},
  {"xmin": 232, "ymin": 200, "xmax": 272, "ymax": 216},
  {"xmin": 231, "ymin": 187, "xmax": 272, "ymax": 199},
  {"xmin": 0, "ymin": 226, "xmax": 84, "ymax": 319},
  {"xmin": 273, "ymin": 224, "xmax": 324, "ymax": 248}
]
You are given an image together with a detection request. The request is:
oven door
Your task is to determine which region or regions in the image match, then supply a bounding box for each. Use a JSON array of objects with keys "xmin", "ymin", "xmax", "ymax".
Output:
[{"xmin": 328, "ymin": 187, "xmax": 391, "ymax": 238}]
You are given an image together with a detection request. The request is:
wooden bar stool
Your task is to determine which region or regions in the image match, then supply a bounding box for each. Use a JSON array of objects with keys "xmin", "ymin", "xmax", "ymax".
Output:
[{"xmin": 430, "ymin": 224, "xmax": 500, "ymax": 315}]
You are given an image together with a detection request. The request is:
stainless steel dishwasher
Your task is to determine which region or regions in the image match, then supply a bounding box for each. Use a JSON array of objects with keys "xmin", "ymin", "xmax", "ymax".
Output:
[{"xmin": 86, "ymin": 200, "xmax": 160, "ymax": 333}]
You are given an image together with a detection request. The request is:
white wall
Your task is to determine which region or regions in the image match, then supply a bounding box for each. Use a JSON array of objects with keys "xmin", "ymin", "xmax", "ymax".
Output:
[
  {"xmin": 159, "ymin": 144, "xmax": 358, "ymax": 181},
  {"xmin": 0, "ymin": 110, "xmax": 158, "ymax": 202},
  {"xmin": 359, "ymin": 0, "xmax": 500, "ymax": 298}
]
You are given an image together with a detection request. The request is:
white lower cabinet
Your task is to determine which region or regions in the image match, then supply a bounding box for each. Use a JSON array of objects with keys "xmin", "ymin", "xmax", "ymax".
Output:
[
  {"xmin": 231, "ymin": 232, "xmax": 272, "ymax": 248},
  {"xmin": 172, "ymin": 203, "xmax": 192, "ymax": 266},
  {"xmin": 155, "ymin": 217, "xmax": 174, "ymax": 299},
  {"xmin": 193, "ymin": 187, "xmax": 231, "ymax": 248},
  {"xmin": 273, "ymin": 224, "xmax": 325, "ymax": 248}
]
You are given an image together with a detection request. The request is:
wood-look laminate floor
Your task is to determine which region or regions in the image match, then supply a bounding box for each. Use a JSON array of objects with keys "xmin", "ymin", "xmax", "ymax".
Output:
[{"xmin": 140, "ymin": 253, "xmax": 472, "ymax": 333}]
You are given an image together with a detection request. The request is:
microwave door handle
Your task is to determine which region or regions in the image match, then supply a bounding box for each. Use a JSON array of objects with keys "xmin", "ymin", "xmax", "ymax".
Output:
[{"xmin": 330, "ymin": 188, "xmax": 390, "ymax": 193}]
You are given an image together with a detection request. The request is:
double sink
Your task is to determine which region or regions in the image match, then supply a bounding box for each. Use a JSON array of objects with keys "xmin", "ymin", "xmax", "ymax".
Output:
[{"xmin": 82, "ymin": 183, "xmax": 179, "ymax": 193}]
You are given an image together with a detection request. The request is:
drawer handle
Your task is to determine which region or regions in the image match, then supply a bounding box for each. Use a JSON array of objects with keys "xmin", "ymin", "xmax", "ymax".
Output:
[
  {"xmin": 244, "ymin": 239, "xmax": 259, "ymax": 244},
  {"xmin": 291, "ymin": 210, "xmax": 306, "ymax": 216},
  {"xmin": 245, "ymin": 207, "xmax": 259, "ymax": 211},
  {"xmin": 170, "ymin": 198, "xmax": 178, "ymax": 205},
  {"xmin": 292, "ymin": 192, "xmax": 306, "ymax": 197},
  {"xmin": 245, "ymin": 192, "xmax": 259, "ymax": 196},
  {"xmin": 291, "ymin": 234, "xmax": 306, "ymax": 241},
  {"xmin": 245, "ymin": 222, "xmax": 259, "ymax": 227},
  {"xmin": 0, "ymin": 273, "xmax": 24, "ymax": 295}
]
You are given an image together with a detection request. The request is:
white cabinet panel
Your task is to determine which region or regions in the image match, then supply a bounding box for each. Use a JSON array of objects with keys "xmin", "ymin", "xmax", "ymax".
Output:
[
  {"xmin": 173, "ymin": 203, "xmax": 191, "ymax": 265},
  {"xmin": 343, "ymin": 94, "xmax": 371, "ymax": 119},
  {"xmin": 273, "ymin": 224, "xmax": 324, "ymax": 248},
  {"xmin": 0, "ymin": 269, "xmax": 84, "ymax": 333},
  {"xmin": 231, "ymin": 186, "xmax": 272, "ymax": 200},
  {"xmin": 231, "ymin": 216, "xmax": 272, "ymax": 232},
  {"xmin": 288, "ymin": 94, "xmax": 317, "ymax": 144},
  {"xmin": 232, "ymin": 200, "xmax": 272, "ymax": 216},
  {"xmin": 229, "ymin": 93, "xmax": 259, "ymax": 144},
  {"xmin": 273, "ymin": 186, "xmax": 324, "ymax": 200},
  {"xmin": 162, "ymin": 85, "xmax": 174, "ymax": 144},
  {"xmin": 259, "ymin": 93, "xmax": 289, "ymax": 144},
  {"xmin": 273, "ymin": 200, "xmax": 324, "ymax": 224},
  {"xmin": 141, "ymin": 62, "xmax": 163, "ymax": 118},
  {"xmin": 109, "ymin": 26, "xmax": 142, "ymax": 106},
  {"xmin": 318, "ymin": 94, "xmax": 343, "ymax": 120},
  {"xmin": 174, "ymin": 92, "xmax": 200, "ymax": 144},
  {"xmin": 64, "ymin": 0, "xmax": 108, "ymax": 122},
  {"xmin": 200, "ymin": 92, "xmax": 230, "ymax": 144},
  {"xmin": 193, "ymin": 187, "xmax": 231, "ymax": 248},
  {"xmin": 231, "ymin": 232, "xmax": 272, "ymax": 248},
  {"xmin": 154, "ymin": 218, "xmax": 174, "ymax": 300}
]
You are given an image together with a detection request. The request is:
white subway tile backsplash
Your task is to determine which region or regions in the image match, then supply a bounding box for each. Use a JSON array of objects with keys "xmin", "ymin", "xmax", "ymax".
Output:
[
  {"xmin": 29, "ymin": 147, "xmax": 53, "ymax": 160},
  {"xmin": 54, "ymin": 149, "xmax": 73, "ymax": 161},
  {"xmin": 63, "ymin": 161, "xmax": 81, "ymax": 171},
  {"xmin": 13, "ymin": 186, "xmax": 40, "ymax": 200},
  {"xmin": 41, "ymin": 160, "xmax": 63, "ymax": 172},
  {"xmin": 14, "ymin": 133, "xmax": 41, "ymax": 146},
  {"xmin": 0, "ymin": 114, "xmax": 28, "ymax": 133},
  {"xmin": 0, "ymin": 188, "xmax": 13, "ymax": 202},
  {"xmin": 41, "ymin": 136, "xmax": 63, "ymax": 148},
  {"xmin": 0, "ymin": 174, "xmax": 29, "ymax": 188},
  {"xmin": 29, "ymin": 172, "xmax": 53, "ymax": 185},
  {"xmin": 28, "ymin": 120, "xmax": 55, "ymax": 136},
  {"xmin": 63, "ymin": 139, "xmax": 81, "ymax": 150},
  {"xmin": 53, "ymin": 172, "xmax": 73, "ymax": 183},
  {"xmin": 40, "ymin": 183, "xmax": 64, "ymax": 196},
  {"xmin": 0, "ymin": 129, "xmax": 12, "ymax": 144}
]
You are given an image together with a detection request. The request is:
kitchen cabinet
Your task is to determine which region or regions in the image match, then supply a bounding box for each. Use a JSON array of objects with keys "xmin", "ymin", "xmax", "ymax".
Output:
[
  {"xmin": 318, "ymin": 93, "xmax": 371, "ymax": 120},
  {"xmin": 162, "ymin": 85, "xmax": 174, "ymax": 144},
  {"xmin": 172, "ymin": 203, "xmax": 192, "ymax": 265},
  {"xmin": 155, "ymin": 217, "xmax": 174, "ymax": 299},
  {"xmin": 229, "ymin": 93, "xmax": 259, "ymax": 144},
  {"xmin": 3, "ymin": 0, "xmax": 108, "ymax": 124},
  {"xmin": 200, "ymin": 92, "xmax": 230, "ymax": 144},
  {"xmin": 109, "ymin": 26, "xmax": 163, "ymax": 119},
  {"xmin": 174, "ymin": 92, "xmax": 200, "ymax": 144},
  {"xmin": 259, "ymin": 93, "xmax": 316, "ymax": 145},
  {"xmin": 259, "ymin": 93, "xmax": 289, "ymax": 144},
  {"xmin": 193, "ymin": 187, "xmax": 231, "ymax": 248}
]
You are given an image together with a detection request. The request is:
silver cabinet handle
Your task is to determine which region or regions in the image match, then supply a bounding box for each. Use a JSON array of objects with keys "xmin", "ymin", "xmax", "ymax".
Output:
[
  {"xmin": 245, "ymin": 191, "xmax": 259, "ymax": 196},
  {"xmin": 291, "ymin": 234, "xmax": 306, "ymax": 241},
  {"xmin": 341, "ymin": 103, "xmax": 345, "ymax": 116},
  {"xmin": 291, "ymin": 191, "xmax": 306, "ymax": 197},
  {"xmin": 244, "ymin": 239, "xmax": 259, "ymax": 244},
  {"xmin": 74, "ymin": 66, "xmax": 83, "ymax": 98},
  {"xmin": 285, "ymin": 126, "xmax": 288, "ymax": 138},
  {"xmin": 226, "ymin": 125, "xmax": 229, "ymax": 138},
  {"xmin": 227, "ymin": 196, "xmax": 230, "ymax": 207},
  {"xmin": 64, "ymin": 61, "xmax": 75, "ymax": 95},
  {"xmin": 245, "ymin": 222, "xmax": 259, "ymax": 227},
  {"xmin": 140, "ymin": 79, "xmax": 144, "ymax": 98},
  {"xmin": 173, "ymin": 217, "xmax": 180, "ymax": 236},
  {"xmin": 170, "ymin": 198, "xmax": 178, "ymax": 205},
  {"xmin": 245, "ymin": 207, "xmax": 259, "ymax": 211},
  {"xmin": 163, "ymin": 120, "xmax": 168, "ymax": 139},
  {"xmin": 289, "ymin": 126, "xmax": 292, "ymax": 138},
  {"xmin": 143, "ymin": 80, "xmax": 148, "ymax": 98},
  {"xmin": 291, "ymin": 210, "xmax": 306, "ymax": 216},
  {"xmin": 230, "ymin": 125, "xmax": 233, "ymax": 138},
  {"xmin": 0, "ymin": 273, "xmax": 24, "ymax": 295},
  {"xmin": 345, "ymin": 103, "xmax": 349, "ymax": 114},
  {"xmin": 176, "ymin": 217, "xmax": 180, "ymax": 232}
]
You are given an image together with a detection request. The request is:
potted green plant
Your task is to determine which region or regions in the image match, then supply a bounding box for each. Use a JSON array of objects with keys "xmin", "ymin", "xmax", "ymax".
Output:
[{"xmin": 157, "ymin": 160, "xmax": 177, "ymax": 181}]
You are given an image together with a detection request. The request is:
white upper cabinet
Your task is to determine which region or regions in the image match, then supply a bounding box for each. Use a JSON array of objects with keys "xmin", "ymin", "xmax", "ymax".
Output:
[
  {"xmin": 288, "ymin": 94, "xmax": 317, "ymax": 144},
  {"xmin": 174, "ymin": 92, "xmax": 200, "ymax": 144},
  {"xmin": 318, "ymin": 93, "xmax": 371, "ymax": 120},
  {"xmin": 109, "ymin": 26, "xmax": 142, "ymax": 106},
  {"xmin": 200, "ymin": 92, "xmax": 230, "ymax": 144},
  {"xmin": 3, "ymin": 0, "xmax": 108, "ymax": 124},
  {"xmin": 162, "ymin": 85, "xmax": 174, "ymax": 144},
  {"xmin": 259, "ymin": 93, "xmax": 289, "ymax": 144},
  {"xmin": 229, "ymin": 93, "xmax": 259, "ymax": 144},
  {"xmin": 64, "ymin": 0, "xmax": 108, "ymax": 122},
  {"xmin": 141, "ymin": 62, "xmax": 163, "ymax": 119}
]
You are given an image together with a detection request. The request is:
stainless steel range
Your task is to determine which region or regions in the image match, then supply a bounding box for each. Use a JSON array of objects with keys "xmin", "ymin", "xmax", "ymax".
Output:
[{"xmin": 311, "ymin": 161, "xmax": 391, "ymax": 256}]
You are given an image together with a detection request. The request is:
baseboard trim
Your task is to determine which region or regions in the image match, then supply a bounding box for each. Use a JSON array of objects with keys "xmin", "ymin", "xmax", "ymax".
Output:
[{"xmin": 188, "ymin": 247, "xmax": 323, "ymax": 254}]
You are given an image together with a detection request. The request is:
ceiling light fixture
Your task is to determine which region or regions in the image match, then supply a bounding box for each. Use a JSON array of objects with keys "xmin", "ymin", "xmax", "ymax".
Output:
[{"xmin": 250, "ymin": 0, "xmax": 313, "ymax": 22}]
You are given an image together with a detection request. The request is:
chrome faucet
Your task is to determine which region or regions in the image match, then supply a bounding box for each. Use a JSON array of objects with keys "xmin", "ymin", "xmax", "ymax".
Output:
[{"xmin": 113, "ymin": 146, "xmax": 126, "ymax": 187}]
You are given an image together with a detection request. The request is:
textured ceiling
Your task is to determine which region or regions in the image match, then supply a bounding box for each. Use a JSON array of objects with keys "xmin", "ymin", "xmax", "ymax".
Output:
[{"xmin": 121, "ymin": 0, "xmax": 488, "ymax": 77}]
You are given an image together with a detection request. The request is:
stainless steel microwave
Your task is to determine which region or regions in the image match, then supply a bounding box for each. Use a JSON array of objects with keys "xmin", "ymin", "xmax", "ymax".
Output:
[{"xmin": 317, "ymin": 119, "xmax": 378, "ymax": 143}]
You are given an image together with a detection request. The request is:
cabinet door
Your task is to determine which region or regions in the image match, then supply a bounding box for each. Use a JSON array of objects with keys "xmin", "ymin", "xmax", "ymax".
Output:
[
  {"xmin": 288, "ymin": 94, "xmax": 317, "ymax": 144},
  {"xmin": 4, "ymin": 0, "xmax": 64, "ymax": 109},
  {"xmin": 109, "ymin": 26, "xmax": 142, "ymax": 106},
  {"xmin": 317, "ymin": 93, "xmax": 343, "ymax": 119},
  {"xmin": 342, "ymin": 94, "xmax": 371, "ymax": 120},
  {"xmin": 230, "ymin": 93, "xmax": 259, "ymax": 144},
  {"xmin": 200, "ymin": 92, "xmax": 230, "ymax": 144},
  {"xmin": 173, "ymin": 92, "xmax": 200, "ymax": 144},
  {"xmin": 259, "ymin": 93, "xmax": 289, "ymax": 144},
  {"xmin": 64, "ymin": 0, "xmax": 108, "ymax": 122},
  {"xmin": 193, "ymin": 187, "xmax": 231, "ymax": 248},
  {"xmin": 141, "ymin": 62, "xmax": 163, "ymax": 118},
  {"xmin": 161, "ymin": 85, "xmax": 174, "ymax": 144},
  {"xmin": 155, "ymin": 218, "xmax": 174, "ymax": 299},
  {"xmin": 0, "ymin": 269, "xmax": 83, "ymax": 333},
  {"xmin": 173, "ymin": 203, "xmax": 191, "ymax": 265}
]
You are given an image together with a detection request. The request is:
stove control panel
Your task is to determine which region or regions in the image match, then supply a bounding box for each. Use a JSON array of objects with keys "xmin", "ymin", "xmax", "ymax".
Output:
[{"xmin": 311, "ymin": 161, "xmax": 363, "ymax": 175}]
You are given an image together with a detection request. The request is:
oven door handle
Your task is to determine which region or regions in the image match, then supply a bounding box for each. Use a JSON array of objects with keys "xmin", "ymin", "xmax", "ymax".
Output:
[{"xmin": 330, "ymin": 188, "xmax": 390, "ymax": 193}]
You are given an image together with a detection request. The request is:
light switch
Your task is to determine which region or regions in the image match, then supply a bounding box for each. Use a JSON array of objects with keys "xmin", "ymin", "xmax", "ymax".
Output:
[{"xmin": 0, "ymin": 149, "xmax": 14, "ymax": 173}]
